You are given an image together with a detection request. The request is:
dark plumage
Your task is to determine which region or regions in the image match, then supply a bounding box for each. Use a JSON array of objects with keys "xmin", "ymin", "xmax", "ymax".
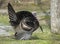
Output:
[{"xmin": 8, "ymin": 3, "xmax": 43, "ymax": 40}]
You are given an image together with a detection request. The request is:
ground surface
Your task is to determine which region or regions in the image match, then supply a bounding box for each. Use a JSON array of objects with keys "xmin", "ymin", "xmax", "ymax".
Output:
[
  {"xmin": 0, "ymin": 28, "xmax": 52, "ymax": 44},
  {"xmin": 0, "ymin": 14, "xmax": 60, "ymax": 44},
  {"xmin": 0, "ymin": 15, "xmax": 52, "ymax": 44}
]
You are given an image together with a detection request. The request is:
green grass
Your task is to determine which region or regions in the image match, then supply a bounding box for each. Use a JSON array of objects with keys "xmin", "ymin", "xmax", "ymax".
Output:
[
  {"xmin": 0, "ymin": 28, "xmax": 52, "ymax": 44},
  {"xmin": 0, "ymin": 40, "xmax": 52, "ymax": 44},
  {"xmin": 0, "ymin": 15, "xmax": 9, "ymax": 25}
]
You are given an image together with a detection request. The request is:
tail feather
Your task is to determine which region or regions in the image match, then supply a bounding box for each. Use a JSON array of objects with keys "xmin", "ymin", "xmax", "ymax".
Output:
[{"xmin": 39, "ymin": 25, "xmax": 43, "ymax": 32}]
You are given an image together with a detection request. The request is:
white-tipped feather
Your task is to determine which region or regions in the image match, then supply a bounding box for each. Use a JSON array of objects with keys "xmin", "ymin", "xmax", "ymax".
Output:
[{"xmin": 22, "ymin": 22, "xmax": 31, "ymax": 29}]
